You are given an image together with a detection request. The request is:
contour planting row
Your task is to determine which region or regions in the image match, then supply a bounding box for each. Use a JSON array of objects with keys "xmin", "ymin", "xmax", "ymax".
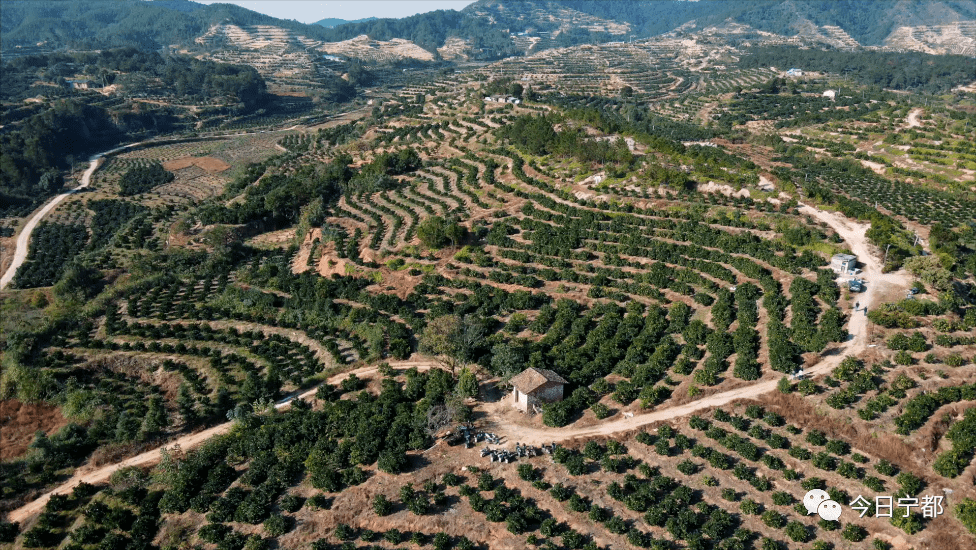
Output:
[
  {"xmin": 687, "ymin": 407, "xmax": 929, "ymax": 535},
  {"xmin": 106, "ymin": 316, "xmax": 327, "ymax": 387},
  {"xmin": 120, "ymin": 272, "xmax": 366, "ymax": 361}
]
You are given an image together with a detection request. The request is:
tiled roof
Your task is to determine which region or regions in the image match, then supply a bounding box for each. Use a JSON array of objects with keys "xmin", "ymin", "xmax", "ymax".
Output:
[{"xmin": 510, "ymin": 367, "xmax": 567, "ymax": 394}]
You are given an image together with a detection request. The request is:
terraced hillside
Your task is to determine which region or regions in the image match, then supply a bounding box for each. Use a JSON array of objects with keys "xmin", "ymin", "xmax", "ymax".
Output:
[{"xmin": 2, "ymin": 61, "xmax": 975, "ymax": 550}]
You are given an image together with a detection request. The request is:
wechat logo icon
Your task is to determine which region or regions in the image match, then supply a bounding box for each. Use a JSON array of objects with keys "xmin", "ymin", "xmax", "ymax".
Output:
[{"xmin": 804, "ymin": 489, "xmax": 842, "ymax": 521}]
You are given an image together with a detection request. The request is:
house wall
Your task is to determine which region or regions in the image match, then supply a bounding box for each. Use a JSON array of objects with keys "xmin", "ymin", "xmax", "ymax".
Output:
[
  {"xmin": 831, "ymin": 257, "xmax": 855, "ymax": 272},
  {"xmin": 533, "ymin": 382, "xmax": 563, "ymax": 403},
  {"xmin": 513, "ymin": 383, "xmax": 563, "ymax": 413},
  {"xmin": 513, "ymin": 389, "xmax": 530, "ymax": 412}
]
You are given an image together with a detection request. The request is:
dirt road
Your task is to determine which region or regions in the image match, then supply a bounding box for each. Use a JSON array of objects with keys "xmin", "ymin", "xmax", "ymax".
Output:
[
  {"xmin": 494, "ymin": 205, "xmax": 910, "ymax": 445},
  {"xmin": 1, "ymin": 153, "xmax": 100, "ymax": 290},
  {"xmin": 0, "ymin": 118, "xmax": 318, "ymax": 292},
  {"xmin": 905, "ymin": 108, "xmax": 923, "ymax": 129},
  {"xmin": 4, "ymin": 361, "xmax": 438, "ymax": 524}
]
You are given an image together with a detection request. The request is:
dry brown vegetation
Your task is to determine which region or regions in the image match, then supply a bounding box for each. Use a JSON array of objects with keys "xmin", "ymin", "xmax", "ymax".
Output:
[{"xmin": 0, "ymin": 400, "xmax": 68, "ymax": 460}]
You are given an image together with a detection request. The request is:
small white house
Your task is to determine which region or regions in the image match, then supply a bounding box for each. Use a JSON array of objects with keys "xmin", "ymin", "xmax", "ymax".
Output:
[
  {"xmin": 786, "ymin": 68, "xmax": 803, "ymax": 77},
  {"xmin": 823, "ymin": 90, "xmax": 836, "ymax": 100},
  {"xmin": 510, "ymin": 367, "xmax": 567, "ymax": 414},
  {"xmin": 831, "ymin": 253, "xmax": 857, "ymax": 273}
]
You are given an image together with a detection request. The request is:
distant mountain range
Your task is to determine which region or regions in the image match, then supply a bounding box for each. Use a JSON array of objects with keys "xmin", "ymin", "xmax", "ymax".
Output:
[
  {"xmin": 314, "ymin": 17, "xmax": 377, "ymax": 29},
  {"xmin": 0, "ymin": 0, "xmax": 327, "ymax": 52},
  {"xmin": 2, "ymin": 0, "xmax": 974, "ymax": 60}
]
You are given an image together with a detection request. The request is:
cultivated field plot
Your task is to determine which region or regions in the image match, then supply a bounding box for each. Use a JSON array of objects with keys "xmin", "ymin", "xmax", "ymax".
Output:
[
  {"xmin": 208, "ymin": 133, "xmax": 287, "ymax": 166},
  {"xmin": 477, "ymin": 42, "xmax": 686, "ymax": 99},
  {"xmin": 94, "ymin": 156, "xmax": 225, "ymax": 206},
  {"xmin": 89, "ymin": 134, "xmax": 283, "ymax": 207},
  {"xmin": 114, "ymin": 142, "xmax": 223, "ymax": 163}
]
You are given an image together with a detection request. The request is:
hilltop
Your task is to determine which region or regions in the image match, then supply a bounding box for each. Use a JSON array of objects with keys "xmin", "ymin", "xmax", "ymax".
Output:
[
  {"xmin": 314, "ymin": 17, "xmax": 378, "ymax": 29},
  {"xmin": 3, "ymin": 0, "xmax": 975, "ymax": 63}
]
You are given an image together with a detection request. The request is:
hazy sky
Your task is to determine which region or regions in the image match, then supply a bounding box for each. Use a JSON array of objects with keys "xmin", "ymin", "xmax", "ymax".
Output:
[{"xmin": 193, "ymin": 1, "xmax": 478, "ymax": 24}]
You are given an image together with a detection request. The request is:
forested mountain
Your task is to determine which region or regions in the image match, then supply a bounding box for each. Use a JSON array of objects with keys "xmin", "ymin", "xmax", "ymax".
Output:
[
  {"xmin": 3, "ymin": 0, "xmax": 974, "ymax": 60},
  {"xmin": 0, "ymin": 48, "xmax": 267, "ymax": 105},
  {"xmin": 0, "ymin": 0, "xmax": 334, "ymax": 52},
  {"xmin": 314, "ymin": 17, "xmax": 377, "ymax": 28},
  {"xmin": 739, "ymin": 47, "xmax": 976, "ymax": 93},
  {"xmin": 0, "ymin": 48, "xmax": 270, "ymax": 214},
  {"xmin": 544, "ymin": 0, "xmax": 976, "ymax": 45}
]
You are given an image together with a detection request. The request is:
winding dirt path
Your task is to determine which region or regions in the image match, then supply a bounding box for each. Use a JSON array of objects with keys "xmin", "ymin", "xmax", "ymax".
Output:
[
  {"xmin": 494, "ymin": 205, "xmax": 911, "ymax": 445},
  {"xmin": 0, "ymin": 117, "xmax": 338, "ymax": 292},
  {"xmin": 4, "ymin": 361, "xmax": 438, "ymax": 524},
  {"xmin": 0, "ymin": 145, "xmax": 124, "ymax": 290}
]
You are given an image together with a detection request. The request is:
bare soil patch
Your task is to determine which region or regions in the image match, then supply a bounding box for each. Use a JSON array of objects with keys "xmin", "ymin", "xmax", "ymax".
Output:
[
  {"xmin": 697, "ymin": 180, "xmax": 751, "ymax": 198},
  {"xmin": 0, "ymin": 399, "xmax": 69, "ymax": 460},
  {"xmin": 759, "ymin": 392, "xmax": 923, "ymax": 473},
  {"xmin": 859, "ymin": 158, "xmax": 888, "ymax": 175},
  {"xmin": 162, "ymin": 156, "xmax": 231, "ymax": 173},
  {"xmin": 246, "ymin": 228, "xmax": 295, "ymax": 249}
]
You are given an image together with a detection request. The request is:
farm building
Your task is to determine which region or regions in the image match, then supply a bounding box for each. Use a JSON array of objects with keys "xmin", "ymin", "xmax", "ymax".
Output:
[
  {"xmin": 823, "ymin": 89, "xmax": 836, "ymax": 99},
  {"xmin": 67, "ymin": 79, "xmax": 96, "ymax": 89},
  {"xmin": 484, "ymin": 95, "xmax": 521, "ymax": 104},
  {"xmin": 786, "ymin": 68, "xmax": 803, "ymax": 77},
  {"xmin": 510, "ymin": 367, "xmax": 567, "ymax": 413},
  {"xmin": 831, "ymin": 253, "xmax": 857, "ymax": 273}
]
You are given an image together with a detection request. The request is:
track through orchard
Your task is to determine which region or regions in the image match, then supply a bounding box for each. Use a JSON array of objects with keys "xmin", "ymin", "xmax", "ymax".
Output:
[
  {"xmin": 1, "ymin": 150, "xmax": 109, "ymax": 290},
  {"xmin": 4, "ymin": 204, "xmax": 907, "ymax": 523},
  {"xmin": 4, "ymin": 362, "xmax": 440, "ymax": 523},
  {"xmin": 0, "ymin": 118, "xmax": 338, "ymax": 291}
]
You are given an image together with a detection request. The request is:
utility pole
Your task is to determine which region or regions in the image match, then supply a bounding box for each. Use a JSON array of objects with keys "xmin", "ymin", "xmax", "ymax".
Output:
[{"xmin": 882, "ymin": 243, "xmax": 891, "ymax": 270}]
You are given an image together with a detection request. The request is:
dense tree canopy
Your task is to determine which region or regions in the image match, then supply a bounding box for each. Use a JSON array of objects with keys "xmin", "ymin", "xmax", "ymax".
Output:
[
  {"xmin": 118, "ymin": 163, "xmax": 174, "ymax": 196},
  {"xmin": 739, "ymin": 47, "xmax": 976, "ymax": 93}
]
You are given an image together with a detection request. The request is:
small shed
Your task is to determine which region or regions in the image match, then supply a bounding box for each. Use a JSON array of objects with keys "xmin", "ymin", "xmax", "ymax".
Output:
[
  {"xmin": 67, "ymin": 79, "xmax": 94, "ymax": 89},
  {"xmin": 510, "ymin": 367, "xmax": 567, "ymax": 413},
  {"xmin": 786, "ymin": 68, "xmax": 803, "ymax": 77},
  {"xmin": 823, "ymin": 89, "xmax": 836, "ymax": 99},
  {"xmin": 831, "ymin": 253, "xmax": 857, "ymax": 273}
]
